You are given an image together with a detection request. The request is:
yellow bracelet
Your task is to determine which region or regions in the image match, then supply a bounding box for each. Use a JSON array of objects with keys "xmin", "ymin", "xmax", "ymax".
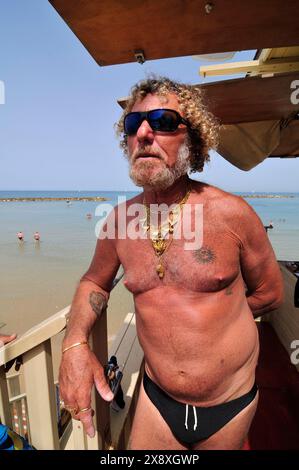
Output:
[{"xmin": 62, "ymin": 341, "xmax": 88, "ymax": 354}]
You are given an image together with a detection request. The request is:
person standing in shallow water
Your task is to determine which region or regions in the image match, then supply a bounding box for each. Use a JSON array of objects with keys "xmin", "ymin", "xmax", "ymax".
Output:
[
  {"xmin": 58, "ymin": 77, "xmax": 284, "ymax": 450},
  {"xmin": 33, "ymin": 231, "xmax": 40, "ymax": 242},
  {"xmin": 17, "ymin": 231, "xmax": 24, "ymax": 242}
]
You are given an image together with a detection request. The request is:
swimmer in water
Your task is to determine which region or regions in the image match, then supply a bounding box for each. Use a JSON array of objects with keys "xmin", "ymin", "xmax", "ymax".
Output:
[
  {"xmin": 34, "ymin": 231, "xmax": 40, "ymax": 242},
  {"xmin": 17, "ymin": 231, "xmax": 24, "ymax": 242},
  {"xmin": 264, "ymin": 222, "xmax": 273, "ymax": 233}
]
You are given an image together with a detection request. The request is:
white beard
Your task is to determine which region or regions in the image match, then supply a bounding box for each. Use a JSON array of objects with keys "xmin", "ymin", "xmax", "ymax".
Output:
[{"xmin": 128, "ymin": 141, "xmax": 190, "ymax": 191}]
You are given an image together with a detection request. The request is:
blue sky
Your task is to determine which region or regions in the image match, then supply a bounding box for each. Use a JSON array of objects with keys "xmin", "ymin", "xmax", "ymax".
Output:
[{"xmin": 0, "ymin": 0, "xmax": 298, "ymax": 192}]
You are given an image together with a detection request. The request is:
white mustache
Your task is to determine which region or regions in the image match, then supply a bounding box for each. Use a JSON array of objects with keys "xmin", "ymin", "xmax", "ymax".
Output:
[{"xmin": 131, "ymin": 149, "xmax": 164, "ymax": 163}]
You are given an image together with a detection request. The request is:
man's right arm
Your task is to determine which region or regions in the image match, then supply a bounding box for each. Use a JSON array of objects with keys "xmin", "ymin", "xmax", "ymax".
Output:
[
  {"xmin": 62, "ymin": 233, "xmax": 120, "ymax": 347},
  {"xmin": 59, "ymin": 232, "xmax": 121, "ymax": 438}
]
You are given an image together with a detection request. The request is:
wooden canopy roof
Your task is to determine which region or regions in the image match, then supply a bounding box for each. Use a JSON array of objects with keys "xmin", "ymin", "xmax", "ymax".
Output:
[{"xmin": 49, "ymin": 0, "xmax": 299, "ymax": 66}]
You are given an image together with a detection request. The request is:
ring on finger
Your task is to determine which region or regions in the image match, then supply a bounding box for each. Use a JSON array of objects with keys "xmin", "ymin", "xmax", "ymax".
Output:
[{"xmin": 65, "ymin": 405, "xmax": 78, "ymax": 414}]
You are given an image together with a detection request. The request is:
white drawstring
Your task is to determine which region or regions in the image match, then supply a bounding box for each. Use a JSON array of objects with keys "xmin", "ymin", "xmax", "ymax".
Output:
[
  {"xmin": 185, "ymin": 404, "xmax": 198, "ymax": 431},
  {"xmin": 185, "ymin": 404, "xmax": 189, "ymax": 429},
  {"xmin": 193, "ymin": 406, "xmax": 198, "ymax": 430}
]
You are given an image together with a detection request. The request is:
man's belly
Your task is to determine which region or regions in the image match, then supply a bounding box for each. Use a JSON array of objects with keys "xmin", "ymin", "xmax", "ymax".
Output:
[{"xmin": 134, "ymin": 282, "xmax": 259, "ymax": 406}]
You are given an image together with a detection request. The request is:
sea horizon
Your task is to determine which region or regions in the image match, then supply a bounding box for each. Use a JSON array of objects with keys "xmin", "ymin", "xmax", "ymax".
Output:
[{"xmin": 1, "ymin": 189, "xmax": 298, "ymax": 194}]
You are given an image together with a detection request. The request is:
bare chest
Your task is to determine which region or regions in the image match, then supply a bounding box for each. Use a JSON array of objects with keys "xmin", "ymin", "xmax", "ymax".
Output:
[{"xmin": 117, "ymin": 226, "xmax": 241, "ymax": 295}]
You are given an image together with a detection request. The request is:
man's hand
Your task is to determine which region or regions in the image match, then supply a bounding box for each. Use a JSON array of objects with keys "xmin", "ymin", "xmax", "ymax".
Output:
[
  {"xmin": 58, "ymin": 231, "xmax": 120, "ymax": 437},
  {"xmin": 0, "ymin": 333, "xmax": 17, "ymax": 345},
  {"xmin": 59, "ymin": 344, "xmax": 114, "ymax": 438}
]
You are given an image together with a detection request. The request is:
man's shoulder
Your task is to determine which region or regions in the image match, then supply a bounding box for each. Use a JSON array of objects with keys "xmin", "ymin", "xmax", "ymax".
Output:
[
  {"xmin": 197, "ymin": 183, "xmax": 258, "ymax": 222},
  {"xmin": 196, "ymin": 182, "xmax": 247, "ymax": 207}
]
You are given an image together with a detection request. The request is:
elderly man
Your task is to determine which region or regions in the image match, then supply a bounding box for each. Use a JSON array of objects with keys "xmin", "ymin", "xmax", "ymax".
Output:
[{"xmin": 59, "ymin": 77, "xmax": 283, "ymax": 450}]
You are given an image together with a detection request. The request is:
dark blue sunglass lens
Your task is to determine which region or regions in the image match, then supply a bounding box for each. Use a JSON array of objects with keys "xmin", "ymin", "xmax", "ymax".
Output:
[
  {"xmin": 148, "ymin": 110, "xmax": 179, "ymax": 131},
  {"xmin": 124, "ymin": 113, "xmax": 143, "ymax": 135}
]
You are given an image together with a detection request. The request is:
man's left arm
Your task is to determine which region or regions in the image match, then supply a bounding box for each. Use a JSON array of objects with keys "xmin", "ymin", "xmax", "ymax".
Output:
[{"xmin": 239, "ymin": 202, "xmax": 284, "ymax": 317}]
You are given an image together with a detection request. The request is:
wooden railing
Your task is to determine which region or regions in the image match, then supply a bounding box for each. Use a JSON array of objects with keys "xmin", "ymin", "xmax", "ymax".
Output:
[
  {"xmin": 0, "ymin": 271, "xmax": 144, "ymax": 450},
  {"xmin": 0, "ymin": 306, "xmax": 69, "ymax": 449},
  {"xmin": 9, "ymin": 393, "xmax": 29, "ymax": 440}
]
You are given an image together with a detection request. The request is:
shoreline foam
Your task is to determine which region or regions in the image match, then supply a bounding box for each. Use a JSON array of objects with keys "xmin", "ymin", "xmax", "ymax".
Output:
[{"xmin": 242, "ymin": 194, "xmax": 295, "ymax": 199}]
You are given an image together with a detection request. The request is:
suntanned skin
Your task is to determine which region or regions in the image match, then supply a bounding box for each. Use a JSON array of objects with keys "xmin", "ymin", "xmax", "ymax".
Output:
[
  {"xmin": 59, "ymin": 93, "xmax": 283, "ymax": 449},
  {"xmin": 0, "ymin": 334, "xmax": 17, "ymax": 345}
]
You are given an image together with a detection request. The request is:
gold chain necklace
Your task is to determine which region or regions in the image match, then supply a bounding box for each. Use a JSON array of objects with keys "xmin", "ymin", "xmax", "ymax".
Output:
[{"xmin": 143, "ymin": 185, "xmax": 191, "ymax": 279}]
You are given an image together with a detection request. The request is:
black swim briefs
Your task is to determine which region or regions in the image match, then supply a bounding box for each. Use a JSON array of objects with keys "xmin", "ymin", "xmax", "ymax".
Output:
[{"xmin": 143, "ymin": 370, "xmax": 258, "ymax": 446}]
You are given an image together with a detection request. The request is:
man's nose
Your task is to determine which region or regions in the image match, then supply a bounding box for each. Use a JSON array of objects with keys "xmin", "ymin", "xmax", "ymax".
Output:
[{"xmin": 136, "ymin": 119, "xmax": 154, "ymax": 143}]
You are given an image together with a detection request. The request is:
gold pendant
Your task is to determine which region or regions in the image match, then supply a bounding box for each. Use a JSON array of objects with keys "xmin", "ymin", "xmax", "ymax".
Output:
[
  {"xmin": 152, "ymin": 238, "xmax": 167, "ymax": 256},
  {"xmin": 156, "ymin": 263, "xmax": 165, "ymax": 279}
]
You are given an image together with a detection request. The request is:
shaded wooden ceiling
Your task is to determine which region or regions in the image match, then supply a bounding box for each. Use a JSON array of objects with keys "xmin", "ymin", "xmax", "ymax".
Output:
[{"xmin": 49, "ymin": 0, "xmax": 299, "ymax": 66}]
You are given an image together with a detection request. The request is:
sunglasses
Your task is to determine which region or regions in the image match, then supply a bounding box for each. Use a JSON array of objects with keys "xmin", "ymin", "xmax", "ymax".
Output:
[{"xmin": 124, "ymin": 108, "xmax": 189, "ymax": 136}]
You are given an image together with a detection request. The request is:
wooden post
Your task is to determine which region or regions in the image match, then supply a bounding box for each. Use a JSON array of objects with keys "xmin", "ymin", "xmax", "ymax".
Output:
[
  {"xmin": 90, "ymin": 309, "xmax": 110, "ymax": 449},
  {"xmin": 22, "ymin": 340, "xmax": 59, "ymax": 449},
  {"xmin": 0, "ymin": 366, "xmax": 12, "ymax": 428},
  {"xmin": 71, "ymin": 418, "xmax": 87, "ymax": 449}
]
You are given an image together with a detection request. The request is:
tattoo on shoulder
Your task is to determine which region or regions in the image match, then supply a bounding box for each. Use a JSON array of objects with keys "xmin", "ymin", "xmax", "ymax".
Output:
[
  {"xmin": 89, "ymin": 291, "xmax": 107, "ymax": 317},
  {"xmin": 193, "ymin": 247, "xmax": 216, "ymax": 264}
]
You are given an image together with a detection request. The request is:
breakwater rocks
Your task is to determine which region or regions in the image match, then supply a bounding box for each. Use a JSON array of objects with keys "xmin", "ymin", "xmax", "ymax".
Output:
[
  {"xmin": 0, "ymin": 197, "xmax": 108, "ymax": 202},
  {"xmin": 242, "ymin": 194, "xmax": 294, "ymax": 198}
]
